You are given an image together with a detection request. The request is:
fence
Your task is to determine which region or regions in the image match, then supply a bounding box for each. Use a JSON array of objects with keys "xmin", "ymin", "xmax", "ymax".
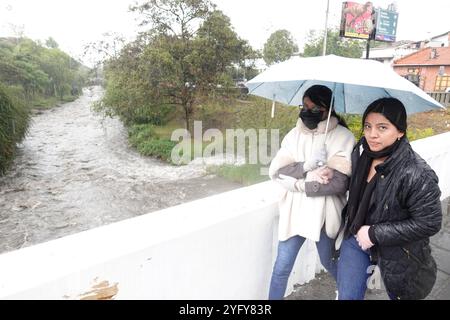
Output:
[{"xmin": 428, "ymin": 92, "xmax": 450, "ymax": 107}]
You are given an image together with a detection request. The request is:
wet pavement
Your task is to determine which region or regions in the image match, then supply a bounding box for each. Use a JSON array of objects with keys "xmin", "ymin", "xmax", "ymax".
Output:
[
  {"xmin": 287, "ymin": 198, "xmax": 450, "ymax": 300},
  {"xmin": 0, "ymin": 86, "xmax": 241, "ymax": 254}
]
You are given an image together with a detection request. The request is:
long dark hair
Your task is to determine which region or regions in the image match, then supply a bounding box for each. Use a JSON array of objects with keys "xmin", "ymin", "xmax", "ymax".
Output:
[{"xmin": 303, "ymin": 85, "xmax": 348, "ymax": 128}]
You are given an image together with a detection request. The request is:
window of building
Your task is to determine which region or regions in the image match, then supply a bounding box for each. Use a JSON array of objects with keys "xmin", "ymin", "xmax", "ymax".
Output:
[
  {"xmin": 407, "ymin": 68, "xmax": 419, "ymax": 74},
  {"xmin": 405, "ymin": 74, "xmax": 420, "ymax": 87},
  {"xmin": 435, "ymin": 75, "xmax": 450, "ymax": 91}
]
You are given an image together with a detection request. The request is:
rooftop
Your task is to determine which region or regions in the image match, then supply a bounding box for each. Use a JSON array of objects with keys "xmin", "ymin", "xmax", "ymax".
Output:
[{"xmin": 393, "ymin": 47, "xmax": 450, "ymax": 66}]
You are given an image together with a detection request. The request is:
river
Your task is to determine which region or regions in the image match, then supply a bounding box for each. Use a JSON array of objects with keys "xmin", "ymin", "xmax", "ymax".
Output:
[{"xmin": 0, "ymin": 86, "xmax": 242, "ymax": 254}]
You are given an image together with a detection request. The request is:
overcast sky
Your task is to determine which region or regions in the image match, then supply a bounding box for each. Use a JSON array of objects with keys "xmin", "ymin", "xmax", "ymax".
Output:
[{"xmin": 1, "ymin": 0, "xmax": 449, "ymax": 64}]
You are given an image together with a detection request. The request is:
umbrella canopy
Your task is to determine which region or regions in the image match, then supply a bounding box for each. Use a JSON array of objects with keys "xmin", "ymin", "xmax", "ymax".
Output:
[{"xmin": 246, "ymin": 54, "xmax": 445, "ymax": 114}]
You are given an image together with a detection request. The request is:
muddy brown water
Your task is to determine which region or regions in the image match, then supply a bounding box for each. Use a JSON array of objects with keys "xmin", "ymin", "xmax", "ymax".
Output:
[{"xmin": 0, "ymin": 86, "xmax": 242, "ymax": 254}]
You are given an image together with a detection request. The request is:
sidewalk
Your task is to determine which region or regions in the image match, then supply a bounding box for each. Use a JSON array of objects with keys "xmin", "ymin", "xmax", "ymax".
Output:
[{"xmin": 287, "ymin": 198, "xmax": 450, "ymax": 300}]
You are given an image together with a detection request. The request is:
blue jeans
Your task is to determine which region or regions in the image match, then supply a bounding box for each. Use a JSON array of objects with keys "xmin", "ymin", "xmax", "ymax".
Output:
[
  {"xmin": 337, "ymin": 236, "xmax": 373, "ymax": 300},
  {"xmin": 268, "ymin": 229, "xmax": 338, "ymax": 300}
]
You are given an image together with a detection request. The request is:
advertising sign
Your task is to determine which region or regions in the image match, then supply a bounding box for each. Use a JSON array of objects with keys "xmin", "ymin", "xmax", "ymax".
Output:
[{"xmin": 340, "ymin": 1, "xmax": 374, "ymax": 40}]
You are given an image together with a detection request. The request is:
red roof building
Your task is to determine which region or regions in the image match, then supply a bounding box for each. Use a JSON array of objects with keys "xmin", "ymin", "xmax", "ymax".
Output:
[{"xmin": 393, "ymin": 46, "xmax": 450, "ymax": 92}]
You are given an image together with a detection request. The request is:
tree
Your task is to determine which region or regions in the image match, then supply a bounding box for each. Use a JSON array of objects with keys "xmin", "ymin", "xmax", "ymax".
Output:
[
  {"xmin": 118, "ymin": 0, "xmax": 250, "ymax": 132},
  {"xmin": 45, "ymin": 37, "xmax": 59, "ymax": 49},
  {"xmin": 303, "ymin": 28, "xmax": 364, "ymax": 58},
  {"xmin": 40, "ymin": 49, "xmax": 74, "ymax": 99},
  {"xmin": 129, "ymin": 0, "xmax": 215, "ymax": 131},
  {"xmin": 83, "ymin": 32, "xmax": 125, "ymax": 70},
  {"xmin": 0, "ymin": 37, "xmax": 86, "ymax": 102},
  {"xmin": 192, "ymin": 10, "xmax": 250, "ymax": 87},
  {"xmin": 263, "ymin": 30, "xmax": 298, "ymax": 66}
]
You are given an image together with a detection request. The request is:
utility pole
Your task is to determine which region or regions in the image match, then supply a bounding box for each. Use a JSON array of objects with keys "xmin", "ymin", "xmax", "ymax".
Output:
[
  {"xmin": 322, "ymin": 0, "xmax": 330, "ymax": 56},
  {"xmin": 366, "ymin": 40, "xmax": 371, "ymax": 59}
]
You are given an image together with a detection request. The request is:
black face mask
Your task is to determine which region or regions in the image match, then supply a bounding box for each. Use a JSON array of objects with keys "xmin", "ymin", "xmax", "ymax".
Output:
[{"xmin": 299, "ymin": 108, "xmax": 323, "ymax": 129}]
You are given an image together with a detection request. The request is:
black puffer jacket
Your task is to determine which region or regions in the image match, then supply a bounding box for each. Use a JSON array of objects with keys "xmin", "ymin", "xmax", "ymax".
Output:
[{"xmin": 343, "ymin": 137, "xmax": 442, "ymax": 300}]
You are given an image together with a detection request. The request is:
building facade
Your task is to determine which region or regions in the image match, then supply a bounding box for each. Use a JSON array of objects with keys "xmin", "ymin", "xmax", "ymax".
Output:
[{"xmin": 393, "ymin": 46, "xmax": 450, "ymax": 92}]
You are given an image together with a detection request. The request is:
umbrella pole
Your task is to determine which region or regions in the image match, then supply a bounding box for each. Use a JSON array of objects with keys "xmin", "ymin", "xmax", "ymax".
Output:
[
  {"xmin": 324, "ymin": 106, "xmax": 332, "ymax": 137},
  {"xmin": 271, "ymin": 95, "xmax": 276, "ymax": 118},
  {"xmin": 320, "ymin": 92, "xmax": 334, "ymax": 168},
  {"xmin": 324, "ymin": 89, "xmax": 335, "ymax": 140}
]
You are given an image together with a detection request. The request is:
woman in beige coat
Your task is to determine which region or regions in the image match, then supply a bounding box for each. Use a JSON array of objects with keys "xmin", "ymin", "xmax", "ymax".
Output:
[{"xmin": 268, "ymin": 85, "xmax": 355, "ymax": 299}]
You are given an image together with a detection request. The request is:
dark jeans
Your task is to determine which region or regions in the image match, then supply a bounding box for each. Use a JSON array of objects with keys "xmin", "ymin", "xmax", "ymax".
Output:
[
  {"xmin": 337, "ymin": 236, "xmax": 374, "ymax": 300},
  {"xmin": 268, "ymin": 229, "xmax": 338, "ymax": 300}
]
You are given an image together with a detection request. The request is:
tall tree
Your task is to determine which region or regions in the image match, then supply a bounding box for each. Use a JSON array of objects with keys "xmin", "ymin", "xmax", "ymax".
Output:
[
  {"xmin": 263, "ymin": 29, "xmax": 299, "ymax": 66},
  {"xmin": 303, "ymin": 28, "xmax": 364, "ymax": 58},
  {"xmin": 193, "ymin": 11, "xmax": 249, "ymax": 87},
  {"xmin": 130, "ymin": 0, "xmax": 214, "ymax": 131},
  {"xmin": 124, "ymin": 0, "xmax": 249, "ymax": 132},
  {"xmin": 83, "ymin": 32, "xmax": 125, "ymax": 69}
]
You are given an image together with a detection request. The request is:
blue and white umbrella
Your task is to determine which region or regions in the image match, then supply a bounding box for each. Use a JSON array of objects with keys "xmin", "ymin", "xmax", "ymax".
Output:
[{"xmin": 246, "ymin": 54, "xmax": 444, "ymax": 115}]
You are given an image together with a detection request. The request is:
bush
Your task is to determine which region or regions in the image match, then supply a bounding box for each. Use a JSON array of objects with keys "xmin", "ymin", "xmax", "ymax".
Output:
[
  {"xmin": 99, "ymin": 73, "xmax": 174, "ymax": 126},
  {"xmin": 0, "ymin": 84, "xmax": 31, "ymax": 174},
  {"xmin": 342, "ymin": 114, "xmax": 363, "ymax": 140},
  {"xmin": 128, "ymin": 123, "xmax": 176, "ymax": 162},
  {"xmin": 128, "ymin": 124, "xmax": 157, "ymax": 146},
  {"xmin": 136, "ymin": 139, "xmax": 177, "ymax": 162}
]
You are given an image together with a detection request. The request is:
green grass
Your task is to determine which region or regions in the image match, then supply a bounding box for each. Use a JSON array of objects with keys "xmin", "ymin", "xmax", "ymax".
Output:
[
  {"xmin": 62, "ymin": 95, "xmax": 78, "ymax": 103},
  {"xmin": 129, "ymin": 122, "xmax": 226, "ymax": 165},
  {"xmin": 32, "ymin": 96, "xmax": 59, "ymax": 109},
  {"xmin": 153, "ymin": 121, "xmax": 184, "ymax": 140},
  {"xmin": 207, "ymin": 164, "xmax": 269, "ymax": 186},
  {"xmin": 32, "ymin": 95, "xmax": 78, "ymax": 109},
  {"xmin": 136, "ymin": 139, "xmax": 177, "ymax": 162},
  {"xmin": 128, "ymin": 123, "xmax": 177, "ymax": 162}
]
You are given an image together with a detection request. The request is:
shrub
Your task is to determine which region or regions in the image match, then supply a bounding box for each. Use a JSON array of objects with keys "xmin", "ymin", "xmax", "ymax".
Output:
[
  {"xmin": 0, "ymin": 84, "xmax": 30, "ymax": 174},
  {"xmin": 342, "ymin": 114, "xmax": 363, "ymax": 140},
  {"xmin": 128, "ymin": 124, "xmax": 157, "ymax": 146},
  {"xmin": 127, "ymin": 123, "xmax": 176, "ymax": 162},
  {"xmin": 407, "ymin": 128, "xmax": 434, "ymax": 141},
  {"xmin": 137, "ymin": 139, "xmax": 177, "ymax": 162}
]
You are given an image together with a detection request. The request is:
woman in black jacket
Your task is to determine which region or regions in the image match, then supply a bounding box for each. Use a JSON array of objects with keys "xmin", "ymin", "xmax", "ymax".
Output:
[{"xmin": 337, "ymin": 97, "xmax": 442, "ymax": 300}]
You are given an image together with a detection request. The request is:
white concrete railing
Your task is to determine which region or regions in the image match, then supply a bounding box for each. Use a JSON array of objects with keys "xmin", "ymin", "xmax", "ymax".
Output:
[
  {"xmin": 1, "ymin": 132, "xmax": 450, "ymax": 300},
  {"xmin": 410, "ymin": 132, "xmax": 450, "ymax": 200}
]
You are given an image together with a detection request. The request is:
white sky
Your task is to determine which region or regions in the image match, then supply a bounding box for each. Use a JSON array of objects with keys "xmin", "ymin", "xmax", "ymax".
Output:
[{"xmin": 1, "ymin": 0, "xmax": 449, "ymax": 65}]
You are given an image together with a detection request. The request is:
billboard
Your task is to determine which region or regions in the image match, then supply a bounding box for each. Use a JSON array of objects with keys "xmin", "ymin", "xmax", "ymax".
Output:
[
  {"xmin": 340, "ymin": 1, "xmax": 374, "ymax": 40},
  {"xmin": 374, "ymin": 8, "xmax": 399, "ymax": 42}
]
